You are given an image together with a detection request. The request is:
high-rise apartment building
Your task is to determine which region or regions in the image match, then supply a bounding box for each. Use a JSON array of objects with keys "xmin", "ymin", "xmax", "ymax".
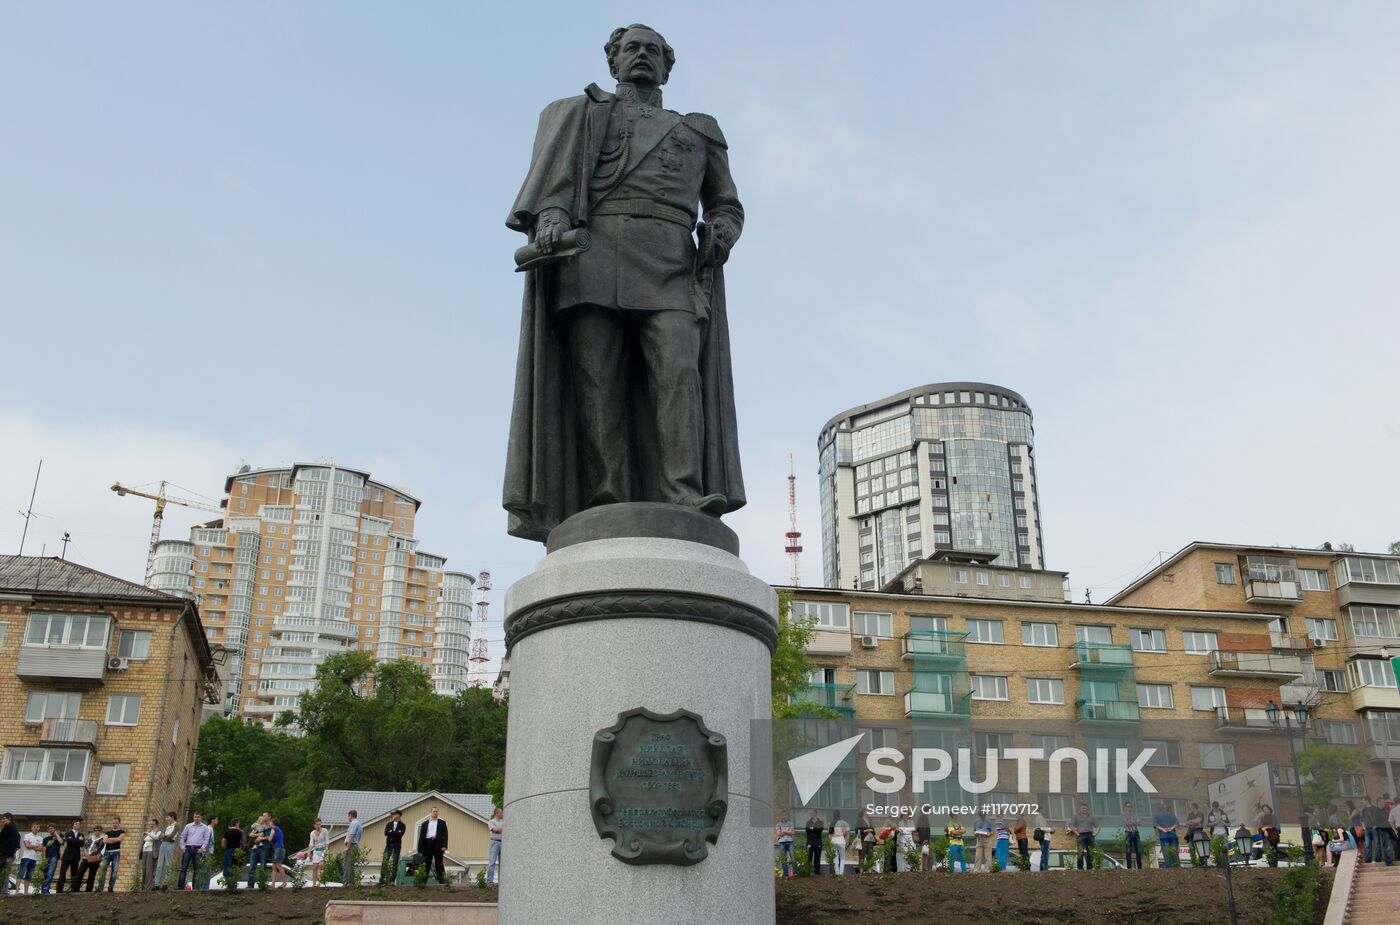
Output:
[
  {"xmin": 151, "ymin": 463, "xmax": 476, "ymax": 723},
  {"xmin": 818, "ymin": 382, "xmax": 1044, "ymax": 591}
]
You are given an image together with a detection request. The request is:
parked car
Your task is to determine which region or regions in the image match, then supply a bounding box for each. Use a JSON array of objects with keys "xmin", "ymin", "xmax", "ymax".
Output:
[{"xmin": 1030, "ymin": 847, "xmax": 1127, "ymax": 871}]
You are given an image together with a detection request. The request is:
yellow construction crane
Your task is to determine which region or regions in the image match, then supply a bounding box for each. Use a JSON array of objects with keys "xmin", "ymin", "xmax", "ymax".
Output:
[{"xmin": 111, "ymin": 481, "xmax": 223, "ymax": 581}]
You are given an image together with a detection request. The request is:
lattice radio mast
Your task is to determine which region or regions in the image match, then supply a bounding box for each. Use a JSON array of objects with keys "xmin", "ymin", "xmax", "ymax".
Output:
[
  {"xmin": 468, "ymin": 569, "xmax": 492, "ymax": 687},
  {"xmin": 785, "ymin": 454, "xmax": 803, "ymax": 586}
]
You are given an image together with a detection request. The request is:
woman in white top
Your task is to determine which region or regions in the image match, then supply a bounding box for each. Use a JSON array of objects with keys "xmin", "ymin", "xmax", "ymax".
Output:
[
  {"xmin": 142, "ymin": 818, "xmax": 163, "ymax": 889},
  {"xmin": 829, "ymin": 811, "xmax": 850, "ymax": 876},
  {"xmin": 307, "ymin": 819, "xmax": 330, "ymax": 886}
]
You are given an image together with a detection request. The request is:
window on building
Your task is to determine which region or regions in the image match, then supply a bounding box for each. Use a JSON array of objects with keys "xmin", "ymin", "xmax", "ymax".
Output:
[
  {"xmin": 975, "ymin": 571, "xmax": 989, "ymax": 586},
  {"xmin": 858, "ymin": 726, "xmax": 900, "ymax": 751},
  {"xmin": 1044, "ymin": 794, "xmax": 1076, "ymax": 821},
  {"xmin": 97, "ymin": 762, "xmax": 131, "ymax": 796},
  {"xmin": 1366, "ymin": 711, "xmax": 1400, "ymax": 745},
  {"xmin": 1274, "ymin": 766, "xmax": 1298, "ymax": 787},
  {"xmin": 1136, "ymin": 683, "xmax": 1175, "ymax": 709},
  {"xmin": 24, "ymin": 691, "xmax": 81, "ymax": 724},
  {"xmin": 105, "ymin": 693, "xmax": 141, "ymax": 726},
  {"xmin": 1190, "ymin": 686, "xmax": 1227, "ymax": 711},
  {"xmin": 1032, "ymin": 734, "xmax": 1070, "ymax": 753},
  {"xmin": 1214, "ymin": 563, "xmax": 1236, "ymax": 585},
  {"xmin": 856, "ymin": 669, "xmax": 894, "ymax": 695},
  {"xmin": 1182, "ymin": 631, "xmax": 1218, "ymax": 654},
  {"xmin": 1018, "ymin": 575, "xmax": 1031, "ymax": 589},
  {"xmin": 1319, "ymin": 669, "xmax": 1347, "ymax": 693},
  {"xmin": 1142, "ymin": 739, "xmax": 1182, "ymax": 767},
  {"xmin": 117, "ymin": 630, "xmax": 151, "ymax": 660},
  {"xmin": 1349, "ymin": 606, "xmax": 1400, "ymax": 638},
  {"xmin": 971, "ymin": 674, "xmax": 1009, "ymax": 700},
  {"xmin": 1075, "ymin": 625, "xmax": 1112, "ymax": 644},
  {"xmin": 998, "ymin": 573, "xmax": 1010, "ymax": 588},
  {"xmin": 853, "ymin": 612, "xmax": 893, "ymax": 639},
  {"xmin": 1199, "ymin": 742, "xmax": 1235, "ymax": 771},
  {"xmin": 975, "ymin": 731, "xmax": 1013, "ymax": 757},
  {"xmin": 790, "ymin": 601, "xmax": 849, "ymax": 630},
  {"xmin": 1322, "ymin": 721, "xmax": 1358, "ymax": 746},
  {"xmin": 1339, "ymin": 774, "xmax": 1366, "ymax": 797},
  {"xmin": 966, "ymin": 619, "xmax": 1003, "ymax": 644},
  {"xmin": 24, "ymin": 613, "xmax": 110, "ymax": 648},
  {"xmin": 1299, "ymin": 569, "xmax": 1330, "ymax": 592},
  {"xmin": 1021, "ymin": 622, "xmax": 1058, "ymax": 647},
  {"xmin": 0, "ymin": 747, "xmax": 90, "ymax": 782},
  {"xmin": 1350, "ymin": 658, "xmax": 1393, "ymax": 689},
  {"xmin": 954, "ymin": 569, "xmax": 968, "ymax": 584},
  {"xmin": 1131, "ymin": 629, "xmax": 1166, "ymax": 653},
  {"xmin": 1026, "ymin": 678, "xmax": 1064, "ymax": 704},
  {"xmin": 1306, "ymin": 618, "xmax": 1339, "ymax": 641}
]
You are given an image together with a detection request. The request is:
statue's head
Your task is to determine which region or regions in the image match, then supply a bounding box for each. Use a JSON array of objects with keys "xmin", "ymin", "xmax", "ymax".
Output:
[{"xmin": 605, "ymin": 24, "xmax": 675, "ymax": 87}]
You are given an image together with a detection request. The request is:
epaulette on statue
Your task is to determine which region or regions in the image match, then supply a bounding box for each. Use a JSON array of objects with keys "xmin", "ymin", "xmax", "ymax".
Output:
[{"xmin": 683, "ymin": 113, "xmax": 727, "ymax": 148}]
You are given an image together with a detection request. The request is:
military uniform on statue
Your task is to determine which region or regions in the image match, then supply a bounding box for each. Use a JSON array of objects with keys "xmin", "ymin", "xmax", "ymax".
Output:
[{"xmin": 499, "ymin": 24, "xmax": 776, "ymax": 925}]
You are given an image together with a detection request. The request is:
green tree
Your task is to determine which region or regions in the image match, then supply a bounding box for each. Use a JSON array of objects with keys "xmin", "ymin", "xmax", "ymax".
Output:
[
  {"xmin": 1388, "ymin": 540, "xmax": 1400, "ymax": 556},
  {"xmin": 285, "ymin": 652, "xmax": 461, "ymax": 792},
  {"xmin": 771, "ymin": 591, "xmax": 823, "ymax": 720},
  {"xmin": 192, "ymin": 717, "xmax": 315, "ymax": 851},
  {"xmin": 1297, "ymin": 744, "xmax": 1364, "ymax": 809},
  {"xmin": 446, "ymin": 688, "xmax": 509, "ymax": 796}
]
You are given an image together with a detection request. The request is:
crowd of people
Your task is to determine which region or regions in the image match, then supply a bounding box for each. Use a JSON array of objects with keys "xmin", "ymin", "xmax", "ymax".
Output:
[
  {"xmin": 1, "ymin": 803, "xmax": 505, "ymax": 895},
  {"xmin": 774, "ymin": 793, "xmax": 1400, "ymax": 875}
]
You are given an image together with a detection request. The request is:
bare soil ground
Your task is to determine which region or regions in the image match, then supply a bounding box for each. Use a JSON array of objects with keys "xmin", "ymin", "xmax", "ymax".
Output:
[
  {"xmin": 775, "ymin": 867, "xmax": 1331, "ymax": 925},
  {"xmin": 0, "ymin": 869, "xmax": 1329, "ymax": 925}
]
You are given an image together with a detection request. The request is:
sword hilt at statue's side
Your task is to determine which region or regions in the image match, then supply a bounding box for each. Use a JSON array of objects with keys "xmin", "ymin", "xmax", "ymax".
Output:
[{"xmin": 691, "ymin": 222, "xmax": 716, "ymax": 321}]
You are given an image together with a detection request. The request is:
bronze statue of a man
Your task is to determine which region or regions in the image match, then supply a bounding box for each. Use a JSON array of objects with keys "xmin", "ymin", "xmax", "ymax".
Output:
[{"xmin": 504, "ymin": 24, "xmax": 747, "ymax": 542}]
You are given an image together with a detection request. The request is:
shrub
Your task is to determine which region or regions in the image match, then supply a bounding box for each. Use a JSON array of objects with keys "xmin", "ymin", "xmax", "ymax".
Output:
[
  {"xmin": 1264, "ymin": 843, "xmax": 1278, "ymax": 868},
  {"xmin": 989, "ymin": 858, "xmax": 1001, "ymax": 874},
  {"xmin": 930, "ymin": 837, "xmax": 949, "ymax": 871},
  {"xmin": 823, "ymin": 834, "xmax": 836, "ymax": 871},
  {"xmin": 794, "ymin": 844, "xmax": 813, "ymax": 877},
  {"xmin": 1268, "ymin": 865, "xmax": 1322, "ymax": 925},
  {"xmin": 1012, "ymin": 851, "xmax": 1031, "ymax": 871},
  {"xmin": 413, "ymin": 859, "xmax": 430, "ymax": 889},
  {"xmin": 474, "ymin": 869, "xmax": 487, "ymax": 889},
  {"xmin": 1210, "ymin": 836, "xmax": 1228, "ymax": 869},
  {"xmin": 253, "ymin": 865, "xmax": 271, "ymax": 891}
]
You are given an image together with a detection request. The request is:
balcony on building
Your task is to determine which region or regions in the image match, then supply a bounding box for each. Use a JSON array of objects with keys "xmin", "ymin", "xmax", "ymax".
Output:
[
  {"xmin": 16, "ymin": 614, "xmax": 113, "ymax": 683},
  {"xmin": 904, "ymin": 688, "xmax": 973, "ymax": 719},
  {"xmin": 1361, "ymin": 722, "xmax": 1400, "ymax": 764},
  {"xmin": 1215, "ymin": 705, "xmax": 1277, "ymax": 734},
  {"xmin": 1208, "ymin": 650, "xmax": 1305, "ymax": 680},
  {"xmin": 1076, "ymin": 699, "xmax": 1140, "ymax": 723},
  {"xmin": 1242, "ymin": 555, "xmax": 1301, "ymax": 604},
  {"xmin": 901, "ymin": 630, "xmax": 968, "ymax": 663},
  {"xmin": 0, "ymin": 782, "xmax": 90, "ymax": 816},
  {"xmin": 1269, "ymin": 633, "xmax": 1311, "ymax": 652},
  {"xmin": 1334, "ymin": 555, "xmax": 1400, "ymax": 608},
  {"xmin": 1069, "ymin": 641, "xmax": 1134, "ymax": 670},
  {"xmin": 38, "ymin": 718, "xmax": 99, "ymax": 748},
  {"xmin": 1350, "ymin": 685, "xmax": 1400, "ymax": 712},
  {"xmin": 794, "ymin": 682, "xmax": 856, "ymax": 717}
]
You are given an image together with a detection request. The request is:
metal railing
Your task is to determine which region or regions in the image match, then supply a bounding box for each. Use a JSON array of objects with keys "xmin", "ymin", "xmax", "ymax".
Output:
[
  {"xmin": 904, "ymin": 689, "xmax": 973, "ymax": 717},
  {"xmin": 1209, "ymin": 650, "xmax": 1304, "ymax": 677},
  {"xmin": 1077, "ymin": 699, "xmax": 1140, "ymax": 722},
  {"xmin": 40, "ymin": 718, "xmax": 99, "ymax": 746},
  {"xmin": 1069, "ymin": 641, "xmax": 1135, "ymax": 668},
  {"xmin": 900, "ymin": 630, "xmax": 968, "ymax": 660}
]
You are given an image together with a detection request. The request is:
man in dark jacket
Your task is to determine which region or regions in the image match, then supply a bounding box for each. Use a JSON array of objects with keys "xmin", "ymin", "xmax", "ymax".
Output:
[
  {"xmin": 57, "ymin": 819, "xmax": 85, "ymax": 892},
  {"xmin": 416, "ymin": 806, "xmax": 449, "ymax": 884},
  {"xmin": 380, "ymin": 810, "xmax": 406, "ymax": 884},
  {"xmin": 0, "ymin": 812, "xmax": 20, "ymax": 896}
]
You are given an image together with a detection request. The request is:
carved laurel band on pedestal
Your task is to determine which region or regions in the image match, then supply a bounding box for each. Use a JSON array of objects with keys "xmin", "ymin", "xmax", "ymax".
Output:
[{"xmin": 505, "ymin": 590, "xmax": 777, "ymax": 653}]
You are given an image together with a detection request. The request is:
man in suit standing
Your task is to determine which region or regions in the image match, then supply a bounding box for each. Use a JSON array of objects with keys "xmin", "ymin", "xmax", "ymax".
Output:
[
  {"xmin": 57, "ymin": 819, "xmax": 84, "ymax": 893},
  {"xmin": 380, "ymin": 810, "xmax": 407, "ymax": 884},
  {"xmin": 416, "ymin": 806, "xmax": 449, "ymax": 884}
]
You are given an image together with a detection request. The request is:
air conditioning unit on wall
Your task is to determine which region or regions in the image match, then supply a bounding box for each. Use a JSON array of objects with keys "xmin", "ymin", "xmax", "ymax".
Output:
[
  {"xmin": 107, "ymin": 656, "xmax": 130, "ymax": 671},
  {"xmin": 859, "ymin": 636, "xmax": 878, "ymax": 649}
]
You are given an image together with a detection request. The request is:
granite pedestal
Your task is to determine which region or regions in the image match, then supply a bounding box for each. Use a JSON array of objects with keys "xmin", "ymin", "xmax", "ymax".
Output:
[{"xmin": 499, "ymin": 504, "xmax": 777, "ymax": 925}]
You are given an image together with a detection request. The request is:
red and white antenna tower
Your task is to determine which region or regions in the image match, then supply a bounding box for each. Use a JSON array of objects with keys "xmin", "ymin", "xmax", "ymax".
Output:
[
  {"xmin": 468, "ymin": 569, "xmax": 491, "ymax": 688},
  {"xmin": 784, "ymin": 454, "xmax": 803, "ymax": 586}
]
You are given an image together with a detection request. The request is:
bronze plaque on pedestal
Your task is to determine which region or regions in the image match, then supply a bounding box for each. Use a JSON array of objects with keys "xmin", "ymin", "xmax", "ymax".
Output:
[{"xmin": 590, "ymin": 707, "xmax": 728, "ymax": 865}]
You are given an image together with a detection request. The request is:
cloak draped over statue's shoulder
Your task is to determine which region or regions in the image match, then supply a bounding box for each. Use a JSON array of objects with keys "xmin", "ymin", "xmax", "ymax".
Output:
[{"xmin": 502, "ymin": 84, "xmax": 747, "ymax": 543}]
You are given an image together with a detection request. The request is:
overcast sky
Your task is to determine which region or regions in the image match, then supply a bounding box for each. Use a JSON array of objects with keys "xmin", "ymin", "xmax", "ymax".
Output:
[{"xmin": 3, "ymin": 2, "xmax": 1398, "ymax": 665}]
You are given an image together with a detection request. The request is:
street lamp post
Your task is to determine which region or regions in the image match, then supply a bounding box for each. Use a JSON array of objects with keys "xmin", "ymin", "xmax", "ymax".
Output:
[{"xmin": 1267, "ymin": 698, "xmax": 1314, "ymax": 865}]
